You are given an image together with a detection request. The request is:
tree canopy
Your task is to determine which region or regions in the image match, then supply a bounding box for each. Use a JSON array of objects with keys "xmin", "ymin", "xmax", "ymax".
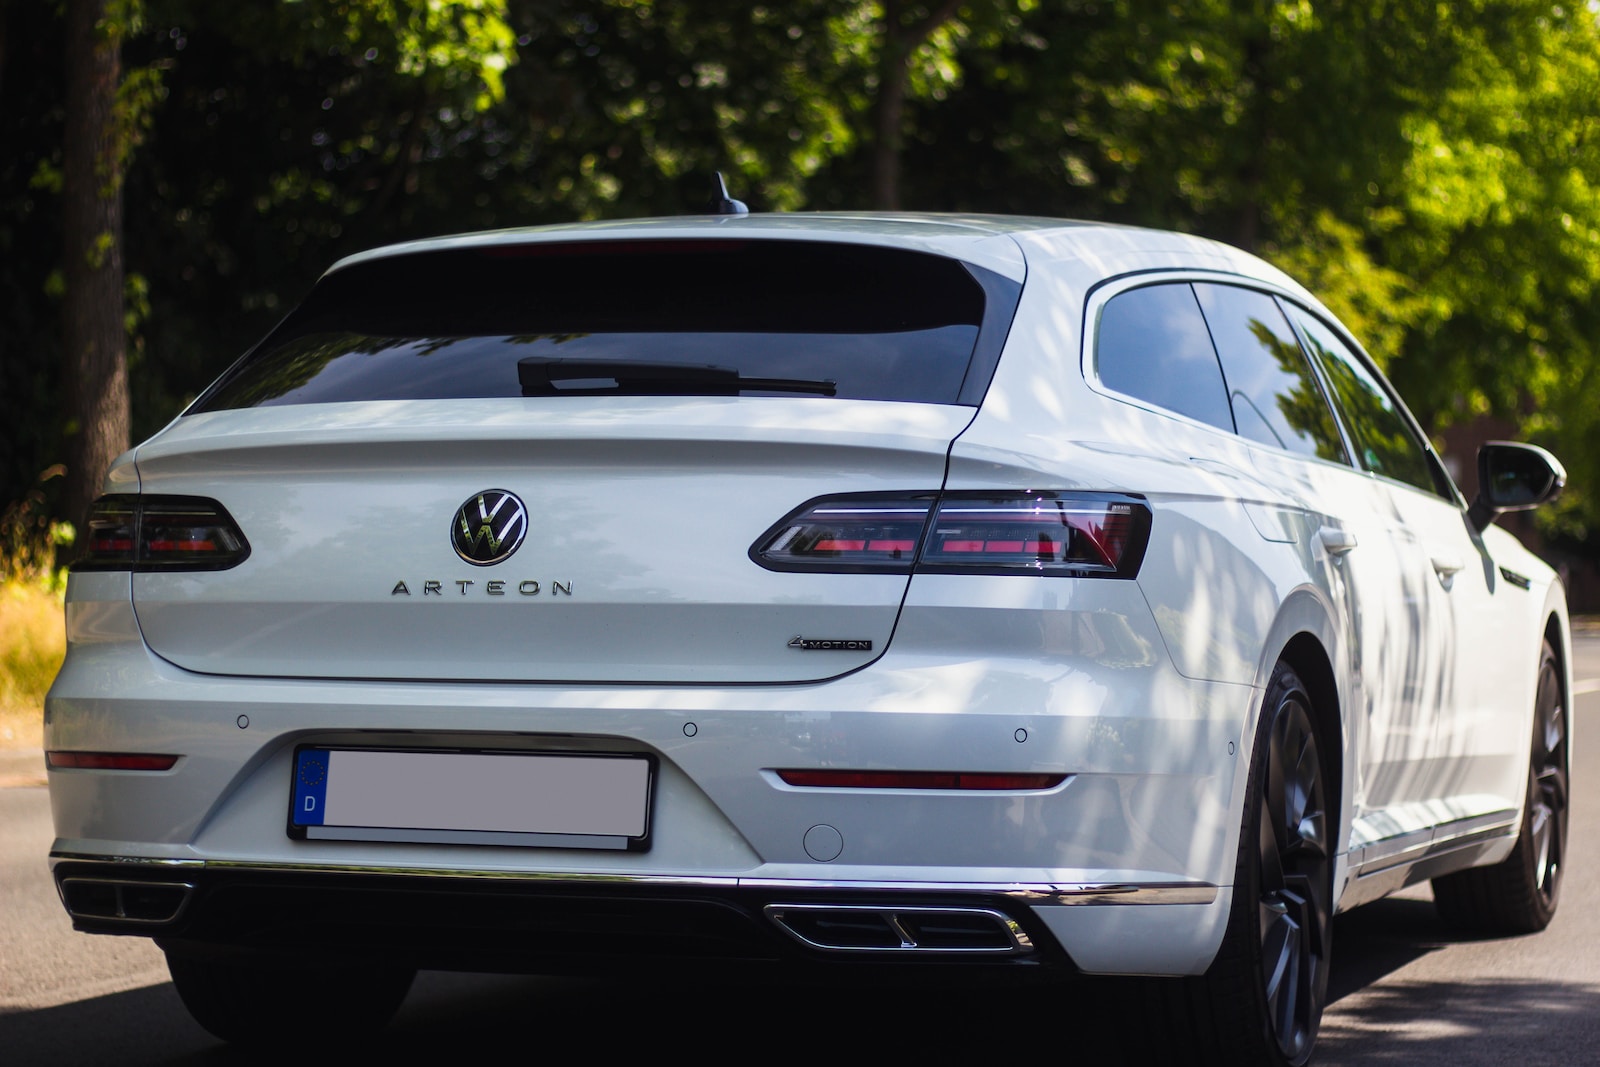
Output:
[{"xmin": 5, "ymin": 0, "xmax": 1600, "ymax": 554}]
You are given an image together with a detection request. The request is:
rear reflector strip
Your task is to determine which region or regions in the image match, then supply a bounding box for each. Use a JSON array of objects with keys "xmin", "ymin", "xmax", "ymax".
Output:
[
  {"xmin": 776, "ymin": 770, "xmax": 1066, "ymax": 790},
  {"xmin": 47, "ymin": 752, "xmax": 181, "ymax": 771}
]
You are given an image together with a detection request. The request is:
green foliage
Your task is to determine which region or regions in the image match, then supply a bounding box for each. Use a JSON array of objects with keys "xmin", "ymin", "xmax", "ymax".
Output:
[
  {"xmin": 5, "ymin": 0, "xmax": 1600, "ymax": 548},
  {"xmin": 0, "ymin": 471, "xmax": 73, "ymax": 591}
]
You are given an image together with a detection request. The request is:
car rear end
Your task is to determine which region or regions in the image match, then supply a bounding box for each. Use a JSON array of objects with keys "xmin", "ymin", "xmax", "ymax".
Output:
[{"xmin": 46, "ymin": 219, "xmax": 1239, "ymax": 984}]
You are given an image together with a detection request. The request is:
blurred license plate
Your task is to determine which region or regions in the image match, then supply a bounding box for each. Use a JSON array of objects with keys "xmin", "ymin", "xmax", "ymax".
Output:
[{"xmin": 288, "ymin": 748, "xmax": 654, "ymax": 851}]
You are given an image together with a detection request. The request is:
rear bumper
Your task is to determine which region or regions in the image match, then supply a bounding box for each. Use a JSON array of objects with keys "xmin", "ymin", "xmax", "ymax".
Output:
[
  {"xmin": 47, "ymin": 571, "xmax": 1252, "ymax": 977},
  {"xmin": 50, "ymin": 857, "xmax": 1225, "ymax": 978}
]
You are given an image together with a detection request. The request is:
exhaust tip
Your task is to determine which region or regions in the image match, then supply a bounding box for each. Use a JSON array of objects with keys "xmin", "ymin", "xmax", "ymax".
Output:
[
  {"xmin": 60, "ymin": 878, "xmax": 193, "ymax": 925},
  {"xmin": 765, "ymin": 904, "xmax": 1033, "ymax": 954}
]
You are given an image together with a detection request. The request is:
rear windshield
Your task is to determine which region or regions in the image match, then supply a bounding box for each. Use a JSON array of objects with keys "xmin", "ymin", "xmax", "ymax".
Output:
[{"xmin": 191, "ymin": 239, "xmax": 1007, "ymax": 411}]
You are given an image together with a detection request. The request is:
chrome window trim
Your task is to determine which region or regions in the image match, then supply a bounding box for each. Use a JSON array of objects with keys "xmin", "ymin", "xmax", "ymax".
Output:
[
  {"xmin": 1275, "ymin": 297, "xmax": 1465, "ymax": 507},
  {"xmin": 1079, "ymin": 270, "xmax": 1356, "ymax": 476}
]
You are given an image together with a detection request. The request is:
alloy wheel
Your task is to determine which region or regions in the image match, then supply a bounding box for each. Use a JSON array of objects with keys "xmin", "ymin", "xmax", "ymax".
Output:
[
  {"xmin": 1529, "ymin": 652, "xmax": 1567, "ymax": 906},
  {"xmin": 1257, "ymin": 689, "xmax": 1331, "ymax": 1063}
]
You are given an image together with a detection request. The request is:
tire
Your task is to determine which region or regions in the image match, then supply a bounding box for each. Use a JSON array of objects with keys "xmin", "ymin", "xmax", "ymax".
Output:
[
  {"xmin": 1432, "ymin": 638, "xmax": 1567, "ymax": 934},
  {"xmin": 165, "ymin": 949, "xmax": 416, "ymax": 1045},
  {"xmin": 1160, "ymin": 661, "xmax": 1334, "ymax": 1067}
]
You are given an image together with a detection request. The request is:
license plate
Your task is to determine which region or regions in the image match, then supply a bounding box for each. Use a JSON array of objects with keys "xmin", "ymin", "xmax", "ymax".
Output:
[{"xmin": 288, "ymin": 747, "xmax": 654, "ymax": 851}]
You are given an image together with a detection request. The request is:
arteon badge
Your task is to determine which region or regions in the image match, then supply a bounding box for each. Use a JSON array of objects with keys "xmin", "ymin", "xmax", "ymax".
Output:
[{"xmin": 451, "ymin": 489, "xmax": 528, "ymax": 566}]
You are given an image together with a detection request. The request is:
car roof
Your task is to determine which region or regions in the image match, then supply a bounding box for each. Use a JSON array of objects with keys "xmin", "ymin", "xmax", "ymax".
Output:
[{"xmin": 327, "ymin": 212, "xmax": 1313, "ymax": 299}]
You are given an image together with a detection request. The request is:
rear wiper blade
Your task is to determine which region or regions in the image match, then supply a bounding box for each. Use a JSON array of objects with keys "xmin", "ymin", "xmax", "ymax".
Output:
[{"xmin": 518, "ymin": 358, "xmax": 836, "ymax": 397}]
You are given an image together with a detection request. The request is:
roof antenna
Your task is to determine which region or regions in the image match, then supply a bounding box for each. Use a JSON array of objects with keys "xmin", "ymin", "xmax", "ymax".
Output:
[{"xmin": 707, "ymin": 172, "xmax": 749, "ymax": 216}]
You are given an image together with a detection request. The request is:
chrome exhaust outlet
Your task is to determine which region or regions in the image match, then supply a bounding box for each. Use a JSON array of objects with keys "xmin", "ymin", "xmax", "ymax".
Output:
[
  {"xmin": 764, "ymin": 904, "xmax": 1033, "ymax": 954},
  {"xmin": 59, "ymin": 877, "xmax": 194, "ymax": 925}
]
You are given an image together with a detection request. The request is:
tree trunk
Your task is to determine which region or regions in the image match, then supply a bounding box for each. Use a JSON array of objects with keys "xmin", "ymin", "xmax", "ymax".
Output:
[
  {"xmin": 61, "ymin": 0, "xmax": 129, "ymax": 529},
  {"xmin": 869, "ymin": 0, "xmax": 966, "ymax": 212},
  {"xmin": 1232, "ymin": 31, "xmax": 1270, "ymax": 253},
  {"xmin": 870, "ymin": 11, "xmax": 909, "ymax": 211}
]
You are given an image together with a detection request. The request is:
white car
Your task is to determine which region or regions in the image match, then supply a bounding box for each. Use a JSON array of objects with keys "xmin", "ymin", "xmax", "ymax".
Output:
[{"xmin": 46, "ymin": 212, "xmax": 1570, "ymax": 1065}]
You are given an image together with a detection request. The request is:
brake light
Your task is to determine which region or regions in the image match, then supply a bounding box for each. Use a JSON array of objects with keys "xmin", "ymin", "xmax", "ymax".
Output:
[
  {"xmin": 750, "ymin": 492, "xmax": 1150, "ymax": 578},
  {"xmin": 74, "ymin": 495, "xmax": 251, "ymax": 572}
]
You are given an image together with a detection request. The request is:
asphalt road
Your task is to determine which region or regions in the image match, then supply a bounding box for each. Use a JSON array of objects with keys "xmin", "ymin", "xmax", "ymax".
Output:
[{"xmin": 3, "ymin": 637, "xmax": 1599, "ymax": 1065}]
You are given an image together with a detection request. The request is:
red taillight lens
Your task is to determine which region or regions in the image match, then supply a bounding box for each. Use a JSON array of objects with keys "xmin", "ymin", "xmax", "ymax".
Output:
[
  {"xmin": 83, "ymin": 497, "xmax": 139, "ymax": 567},
  {"xmin": 750, "ymin": 492, "xmax": 1150, "ymax": 578},
  {"xmin": 750, "ymin": 494, "xmax": 936, "ymax": 573},
  {"xmin": 776, "ymin": 769, "xmax": 1066, "ymax": 790},
  {"xmin": 74, "ymin": 495, "xmax": 251, "ymax": 572},
  {"xmin": 47, "ymin": 751, "xmax": 181, "ymax": 771},
  {"xmin": 920, "ymin": 492, "xmax": 1151, "ymax": 577}
]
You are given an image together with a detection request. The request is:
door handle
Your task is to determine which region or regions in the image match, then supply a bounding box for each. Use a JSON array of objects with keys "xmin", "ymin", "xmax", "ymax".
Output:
[
  {"xmin": 1431, "ymin": 556, "xmax": 1465, "ymax": 579},
  {"xmin": 1317, "ymin": 527, "xmax": 1358, "ymax": 555}
]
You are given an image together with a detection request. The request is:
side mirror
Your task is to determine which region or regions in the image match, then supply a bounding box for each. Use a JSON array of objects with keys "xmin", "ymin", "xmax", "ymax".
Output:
[{"xmin": 1467, "ymin": 441, "xmax": 1566, "ymax": 531}]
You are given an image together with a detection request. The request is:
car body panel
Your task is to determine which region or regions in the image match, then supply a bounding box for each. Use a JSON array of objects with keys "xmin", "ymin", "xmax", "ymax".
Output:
[
  {"xmin": 46, "ymin": 214, "xmax": 1570, "ymax": 999},
  {"xmin": 127, "ymin": 398, "xmax": 974, "ymax": 684}
]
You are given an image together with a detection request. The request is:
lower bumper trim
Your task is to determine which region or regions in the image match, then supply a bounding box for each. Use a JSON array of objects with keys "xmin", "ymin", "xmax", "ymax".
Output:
[{"xmin": 49, "ymin": 852, "xmax": 1216, "ymax": 906}]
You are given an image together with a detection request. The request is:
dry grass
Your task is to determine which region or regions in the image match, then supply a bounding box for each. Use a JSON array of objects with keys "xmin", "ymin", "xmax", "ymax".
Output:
[
  {"xmin": 1, "ymin": 481, "xmax": 69, "ymax": 750},
  {"xmin": 0, "ymin": 577, "xmax": 62, "ymax": 749}
]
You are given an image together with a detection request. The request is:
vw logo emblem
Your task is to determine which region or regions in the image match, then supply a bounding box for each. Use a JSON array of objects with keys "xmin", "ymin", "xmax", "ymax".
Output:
[{"xmin": 451, "ymin": 489, "xmax": 528, "ymax": 566}]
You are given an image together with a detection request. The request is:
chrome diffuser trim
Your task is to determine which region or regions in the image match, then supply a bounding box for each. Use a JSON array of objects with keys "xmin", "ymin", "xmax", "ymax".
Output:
[
  {"xmin": 49, "ymin": 853, "xmax": 1217, "ymax": 905},
  {"xmin": 764, "ymin": 903, "xmax": 1035, "ymax": 954},
  {"xmin": 58, "ymin": 877, "xmax": 196, "ymax": 924}
]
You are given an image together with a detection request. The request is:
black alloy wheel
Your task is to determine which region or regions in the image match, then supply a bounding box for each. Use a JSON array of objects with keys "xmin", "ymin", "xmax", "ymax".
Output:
[
  {"xmin": 1432, "ymin": 638, "xmax": 1568, "ymax": 934},
  {"xmin": 1255, "ymin": 680, "xmax": 1333, "ymax": 1063},
  {"xmin": 1162, "ymin": 662, "xmax": 1333, "ymax": 1067},
  {"xmin": 1526, "ymin": 645, "xmax": 1567, "ymax": 912}
]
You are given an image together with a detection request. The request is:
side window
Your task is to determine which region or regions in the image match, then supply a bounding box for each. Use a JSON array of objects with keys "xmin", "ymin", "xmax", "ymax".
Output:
[
  {"xmin": 1095, "ymin": 283, "xmax": 1234, "ymax": 432},
  {"xmin": 1192, "ymin": 283, "xmax": 1347, "ymax": 464},
  {"xmin": 1285, "ymin": 306, "xmax": 1448, "ymax": 498}
]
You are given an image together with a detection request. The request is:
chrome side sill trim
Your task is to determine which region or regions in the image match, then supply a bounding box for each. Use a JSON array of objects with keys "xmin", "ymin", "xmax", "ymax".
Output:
[
  {"xmin": 1348, "ymin": 811, "xmax": 1518, "ymax": 879},
  {"xmin": 49, "ymin": 853, "xmax": 1218, "ymax": 905}
]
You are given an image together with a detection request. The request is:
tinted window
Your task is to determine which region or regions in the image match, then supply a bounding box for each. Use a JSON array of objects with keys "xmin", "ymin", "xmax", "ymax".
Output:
[
  {"xmin": 1286, "ymin": 307, "xmax": 1446, "ymax": 497},
  {"xmin": 1193, "ymin": 284, "xmax": 1346, "ymax": 463},
  {"xmin": 193, "ymin": 241, "xmax": 996, "ymax": 410},
  {"xmin": 1096, "ymin": 283, "xmax": 1233, "ymax": 431}
]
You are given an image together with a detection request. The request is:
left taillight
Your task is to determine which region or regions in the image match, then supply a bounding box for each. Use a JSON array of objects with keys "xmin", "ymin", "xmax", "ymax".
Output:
[
  {"xmin": 750, "ymin": 491, "xmax": 1151, "ymax": 578},
  {"xmin": 74, "ymin": 495, "xmax": 251, "ymax": 572}
]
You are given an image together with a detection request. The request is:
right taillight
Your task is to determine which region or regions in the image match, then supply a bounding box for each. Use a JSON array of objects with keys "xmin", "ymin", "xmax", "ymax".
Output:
[
  {"xmin": 750, "ymin": 491, "xmax": 1150, "ymax": 578},
  {"xmin": 919, "ymin": 492, "xmax": 1151, "ymax": 577},
  {"xmin": 74, "ymin": 495, "xmax": 251, "ymax": 572}
]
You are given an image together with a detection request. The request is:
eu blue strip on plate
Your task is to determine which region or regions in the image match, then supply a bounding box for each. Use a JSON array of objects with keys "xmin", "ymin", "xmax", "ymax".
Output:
[{"xmin": 293, "ymin": 748, "xmax": 330, "ymax": 826}]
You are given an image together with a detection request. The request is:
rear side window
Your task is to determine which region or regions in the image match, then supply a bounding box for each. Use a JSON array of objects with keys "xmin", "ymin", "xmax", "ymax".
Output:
[
  {"xmin": 1286, "ymin": 307, "xmax": 1448, "ymax": 498},
  {"xmin": 1094, "ymin": 283, "xmax": 1234, "ymax": 432},
  {"xmin": 192, "ymin": 240, "xmax": 1006, "ymax": 411},
  {"xmin": 1193, "ymin": 283, "xmax": 1346, "ymax": 463}
]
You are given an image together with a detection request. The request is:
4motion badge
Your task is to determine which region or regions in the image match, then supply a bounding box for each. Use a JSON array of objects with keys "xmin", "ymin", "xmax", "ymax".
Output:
[
  {"xmin": 788, "ymin": 636, "xmax": 873, "ymax": 651},
  {"xmin": 451, "ymin": 489, "xmax": 528, "ymax": 566}
]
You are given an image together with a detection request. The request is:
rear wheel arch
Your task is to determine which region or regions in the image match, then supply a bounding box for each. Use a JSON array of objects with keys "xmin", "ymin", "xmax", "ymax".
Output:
[
  {"xmin": 1159, "ymin": 653, "xmax": 1338, "ymax": 1064},
  {"xmin": 1544, "ymin": 612, "xmax": 1571, "ymax": 722},
  {"xmin": 1248, "ymin": 590, "xmax": 1348, "ymax": 855},
  {"xmin": 1276, "ymin": 632, "xmax": 1343, "ymax": 842}
]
